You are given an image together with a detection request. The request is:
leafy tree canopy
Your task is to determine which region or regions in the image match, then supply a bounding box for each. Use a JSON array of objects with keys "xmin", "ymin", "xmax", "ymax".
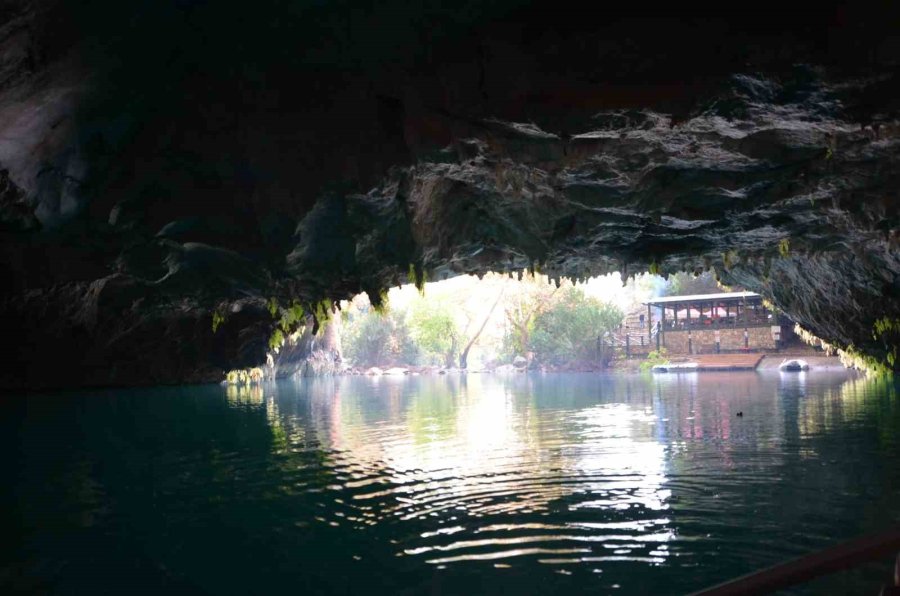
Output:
[
  {"xmin": 408, "ymin": 300, "xmax": 459, "ymax": 366},
  {"xmin": 343, "ymin": 301, "xmax": 419, "ymax": 367},
  {"xmin": 530, "ymin": 287, "xmax": 624, "ymax": 364}
]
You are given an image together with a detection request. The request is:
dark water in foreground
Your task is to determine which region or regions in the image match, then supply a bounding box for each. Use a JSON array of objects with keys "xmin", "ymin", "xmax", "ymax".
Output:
[{"xmin": 3, "ymin": 372, "xmax": 899, "ymax": 595}]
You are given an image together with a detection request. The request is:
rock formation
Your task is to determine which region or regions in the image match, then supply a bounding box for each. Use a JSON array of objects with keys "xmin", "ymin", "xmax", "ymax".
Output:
[{"xmin": 1, "ymin": 0, "xmax": 899, "ymax": 389}]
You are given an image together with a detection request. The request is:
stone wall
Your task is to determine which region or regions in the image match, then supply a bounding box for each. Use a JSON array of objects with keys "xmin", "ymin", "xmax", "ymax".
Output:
[
  {"xmin": 661, "ymin": 326, "xmax": 778, "ymax": 354},
  {"xmin": 3, "ymin": 1, "xmax": 900, "ymax": 389}
]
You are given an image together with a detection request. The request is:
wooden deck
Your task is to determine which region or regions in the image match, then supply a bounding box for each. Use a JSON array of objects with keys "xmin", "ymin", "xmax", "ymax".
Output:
[{"xmin": 687, "ymin": 353, "xmax": 765, "ymax": 371}]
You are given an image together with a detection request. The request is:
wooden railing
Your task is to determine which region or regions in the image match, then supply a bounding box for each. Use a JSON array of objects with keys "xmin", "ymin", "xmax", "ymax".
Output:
[
  {"xmin": 605, "ymin": 329, "xmax": 661, "ymax": 357},
  {"xmin": 663, "ymin": 317, "xmax": 773, "ymax": 331},
  {"xmin": 689, "ymin": 526, "xmax": 900, "ymax": 595}
]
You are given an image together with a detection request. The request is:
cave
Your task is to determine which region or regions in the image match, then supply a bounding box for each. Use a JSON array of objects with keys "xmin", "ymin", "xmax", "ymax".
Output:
[
  {"xmin": 1, "ymin": 0, "xmax": 900, "ymax": 390},
  {"xmin": 5, "ymin": 3, "xmax": 900, "ymax": 593}
]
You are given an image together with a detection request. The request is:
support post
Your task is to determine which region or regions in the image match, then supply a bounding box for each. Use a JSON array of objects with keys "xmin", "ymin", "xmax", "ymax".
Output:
[
  {"xmin": 626, "ymin": 333, "xmax": 630, "ymax": 357},
  {"xmin": 661, "ymin": 307, "xmax": 666, "ymax": 347},
  {"xmin": 647, "ymin": 303, "xmax": 652, "ymax": 346}
]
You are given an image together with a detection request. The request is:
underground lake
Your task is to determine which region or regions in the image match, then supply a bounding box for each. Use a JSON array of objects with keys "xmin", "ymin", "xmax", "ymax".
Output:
[
  {"xmin": 3, "ymin": 371, "xmax": 898, "ymax": 594},
  {"xmin": 4, "ymin": 1, "xmax": 900, "ymax": 593}
]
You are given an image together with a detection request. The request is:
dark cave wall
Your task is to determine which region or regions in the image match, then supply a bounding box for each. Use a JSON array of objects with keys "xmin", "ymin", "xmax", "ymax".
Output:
[{"xmin": 0, "ymin": 0, "xmax": 899, "ymax": 388}]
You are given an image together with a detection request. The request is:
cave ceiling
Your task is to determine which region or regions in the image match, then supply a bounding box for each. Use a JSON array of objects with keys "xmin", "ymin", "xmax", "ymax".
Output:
[{"xmin": 1, "ymin": 0, "xmax": 899, "ymax": 388}]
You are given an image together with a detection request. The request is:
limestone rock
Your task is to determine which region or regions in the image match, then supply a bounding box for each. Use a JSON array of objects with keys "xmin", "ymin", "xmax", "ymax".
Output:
[{"xmin": 1, "ymin": 1, "xmax": 900, "ymax": 388}]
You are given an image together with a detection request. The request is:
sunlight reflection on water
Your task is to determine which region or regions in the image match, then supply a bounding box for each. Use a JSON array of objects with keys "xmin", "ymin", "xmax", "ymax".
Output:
[
  {"xmin": 244, "ymin": 371, "xmax": 898, "ymax": 594},
  {"xmin": 4, "ymin": 370, "xmax": 899, "ymax": 595}
]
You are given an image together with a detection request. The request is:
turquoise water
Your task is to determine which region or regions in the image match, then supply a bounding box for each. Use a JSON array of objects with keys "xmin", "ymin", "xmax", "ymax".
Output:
[{"xmin": 3, "ymin": 372, "xmax": 899, "ymax": 594}]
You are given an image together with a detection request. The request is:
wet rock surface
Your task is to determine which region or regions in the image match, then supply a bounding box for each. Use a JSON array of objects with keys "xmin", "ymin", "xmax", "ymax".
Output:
[{"xmin": 1, "ymin": 0, "xmax": 899, "ymax": 388}]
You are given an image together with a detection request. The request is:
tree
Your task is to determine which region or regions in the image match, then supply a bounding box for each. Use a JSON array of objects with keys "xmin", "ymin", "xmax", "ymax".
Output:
[
  {"xmin": 458, "ymin": 288, "xmax": 504, "ymax": 369},
  {"xmin": 408, "ymin": 300, "xmax": 459, "ymax": 367},
  {"xmin": 530, "ymin": 287, "xmax": 624, "ymax": 364},
  {"xmin": 502, "ymin": 276, "xmax": 559, "ymax": 359},
  {"xmin": 342, "ymin": 300, "xmax": 419, "ymax": 367}
]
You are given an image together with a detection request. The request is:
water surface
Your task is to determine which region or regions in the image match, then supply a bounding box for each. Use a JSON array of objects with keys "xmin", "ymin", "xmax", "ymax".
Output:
[{"xmin": 3, "ymin": 371, "xmax": 899, "ymax": 594}]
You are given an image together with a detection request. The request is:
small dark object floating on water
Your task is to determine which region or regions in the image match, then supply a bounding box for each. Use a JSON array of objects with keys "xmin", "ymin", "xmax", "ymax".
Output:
[{"xmin": 736, "ymin": 411, "xmax": 743, "ymax": 417}]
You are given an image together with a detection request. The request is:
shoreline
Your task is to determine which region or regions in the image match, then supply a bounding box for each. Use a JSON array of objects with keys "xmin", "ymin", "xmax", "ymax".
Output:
[{"xmin": 321, "ymin": 354, "xmax": 853, "ymax": 378}]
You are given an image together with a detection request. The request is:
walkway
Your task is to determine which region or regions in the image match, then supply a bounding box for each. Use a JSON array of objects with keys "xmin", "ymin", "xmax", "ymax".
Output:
[{"xmin": 688, "ymin": 353, "xmax": 765, "ymax": 371}]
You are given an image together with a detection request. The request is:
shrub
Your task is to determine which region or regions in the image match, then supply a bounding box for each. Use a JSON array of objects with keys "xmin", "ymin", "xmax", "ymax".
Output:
[{"xmin": 640, "ymin": 348, "xmax": 670, "ymax": 372}]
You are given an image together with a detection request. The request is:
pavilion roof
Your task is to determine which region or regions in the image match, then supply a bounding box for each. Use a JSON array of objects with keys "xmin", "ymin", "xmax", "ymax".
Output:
[{"xmin": 643, "ymin": 291, "xmax": 760, "ymax": 306}]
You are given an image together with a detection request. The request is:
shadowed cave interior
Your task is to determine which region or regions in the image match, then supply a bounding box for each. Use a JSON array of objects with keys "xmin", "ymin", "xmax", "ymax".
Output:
[{"xmin": 1, "ymin": 0, "xmax": 900, "ymax": 389}]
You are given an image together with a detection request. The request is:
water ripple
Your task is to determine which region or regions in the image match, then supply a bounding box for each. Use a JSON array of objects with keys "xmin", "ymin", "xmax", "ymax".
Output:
[{"xmin": 5, "ymin": 371, "xmax": 898, "ymax": 595}]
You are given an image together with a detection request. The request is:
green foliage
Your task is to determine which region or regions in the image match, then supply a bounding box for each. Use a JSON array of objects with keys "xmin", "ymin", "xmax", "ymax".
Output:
[
  {"xmin": 872, "ymin": 317, "xmax": 900, "ymax": 369},
  {"xmin": 722, "ymin": 250, "xmax": 738, "ymax": 271},
  {"xmin": 795, "ymin": 324, "xmax": 894, "ymax": 376},
  {"xmin": 530, "ymin": 287, "xmax": 623, "ymax": 364},
  {"xmin": 500, "ymin": 326, "xmax": 528, "ymax": 362},
  {"xmin": 640, "ymin": 348, "xmax": 670, "ymax": 372},
  {"xmin": 762, "ymin": 298, "xmax": 780, "ymax": 314},
  {"xmin": 665, "ymin": 271, "xmax": 721, "ymax": 296},
  {"xmin": 212, "ymin": 308, "xmax": 226, "ymax": 333},
  {"xmin": 312, "ymin": 300, "xmax": 332, "ymax": 330},
  {"xmin": 367, "ymin": 287, "xmax": 390, "ymax": 314},
  {"xmin": 500, "ymin": 275, "xmax": 558, "ymax": 361},
  {"xmin": 838, "ymin": 344, "xmax": 893, "ymax": 376},
  {"xmin": 873, "ymin": 317, "xmax": 900, "ymax": 339},
  {"xmin": 267, "ymin": 297, "xmax": 279, "ymax": 318},
  {"xmin": 408, "ymin": 300, "xmax": 459, "ymax": 366},
  {"xmin": 778, "ymin": 238, "xmax": 790, "ymax": 258},
  {"xmin": 225, "ymin": 367, "xmax": 265, "ymax": 385},
  {"xmin": 269, "ymin": 329, "xmax": 285, "ymax": 352},
  {"xmin": 648, "ymin": 261, "xmax": 660, "ymax": 275},
  {"xmin": 407, "ymin": 263, "xmax": 427, "ymax": 294},
  {"xmin": 343, "ymin": 307, "xmax": 419, "ymax": 367},
  {"xmin": 278, "ymin": 301, "xmax": 305, "ymax": 334}
]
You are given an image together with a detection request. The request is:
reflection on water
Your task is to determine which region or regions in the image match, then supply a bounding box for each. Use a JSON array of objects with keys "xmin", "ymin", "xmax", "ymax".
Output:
[
  {"xmin": 225, "ymin": 383, "xmax": 265, "ymax": 405},
  {"xmin": 2, "ymin": 372, "xmax": 899, "ymax": 594}
]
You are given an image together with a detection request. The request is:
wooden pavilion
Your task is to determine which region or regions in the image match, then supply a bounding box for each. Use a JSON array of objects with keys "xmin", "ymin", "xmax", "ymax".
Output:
[{"xmin": 642, "ymin": 291, "xmax": 783, "ymax": 354}]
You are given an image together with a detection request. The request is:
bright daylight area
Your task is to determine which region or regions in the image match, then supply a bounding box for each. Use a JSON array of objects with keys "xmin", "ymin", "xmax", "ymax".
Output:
[
  {"xmin": 342, "ymin": 272, "xmax": 630, "ymax": 373},
  {"xmin": 257, "ymin": 270, "xmax": 816, "ymax": 379}
]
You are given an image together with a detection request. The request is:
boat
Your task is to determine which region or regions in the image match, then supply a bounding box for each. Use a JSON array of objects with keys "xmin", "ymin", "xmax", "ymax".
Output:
[
  {"xmin": 779, "ymin": 359, "xmax": 809, "ymax": 372},
  {"xmin": 652, "ymin": 362, "xmax": 699, "ymax": 373}
]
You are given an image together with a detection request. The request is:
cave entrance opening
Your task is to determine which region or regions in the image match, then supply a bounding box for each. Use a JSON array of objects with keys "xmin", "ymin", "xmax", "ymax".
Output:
[{"xmin": 328, "ymin": 269, "xmax": 747, "ymax": 376}]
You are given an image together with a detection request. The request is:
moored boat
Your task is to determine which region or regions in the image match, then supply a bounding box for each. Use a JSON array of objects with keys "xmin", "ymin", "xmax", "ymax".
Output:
[{"xmin": 779, "ymin": 359, "xmax": 809, "ymax": 372}]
